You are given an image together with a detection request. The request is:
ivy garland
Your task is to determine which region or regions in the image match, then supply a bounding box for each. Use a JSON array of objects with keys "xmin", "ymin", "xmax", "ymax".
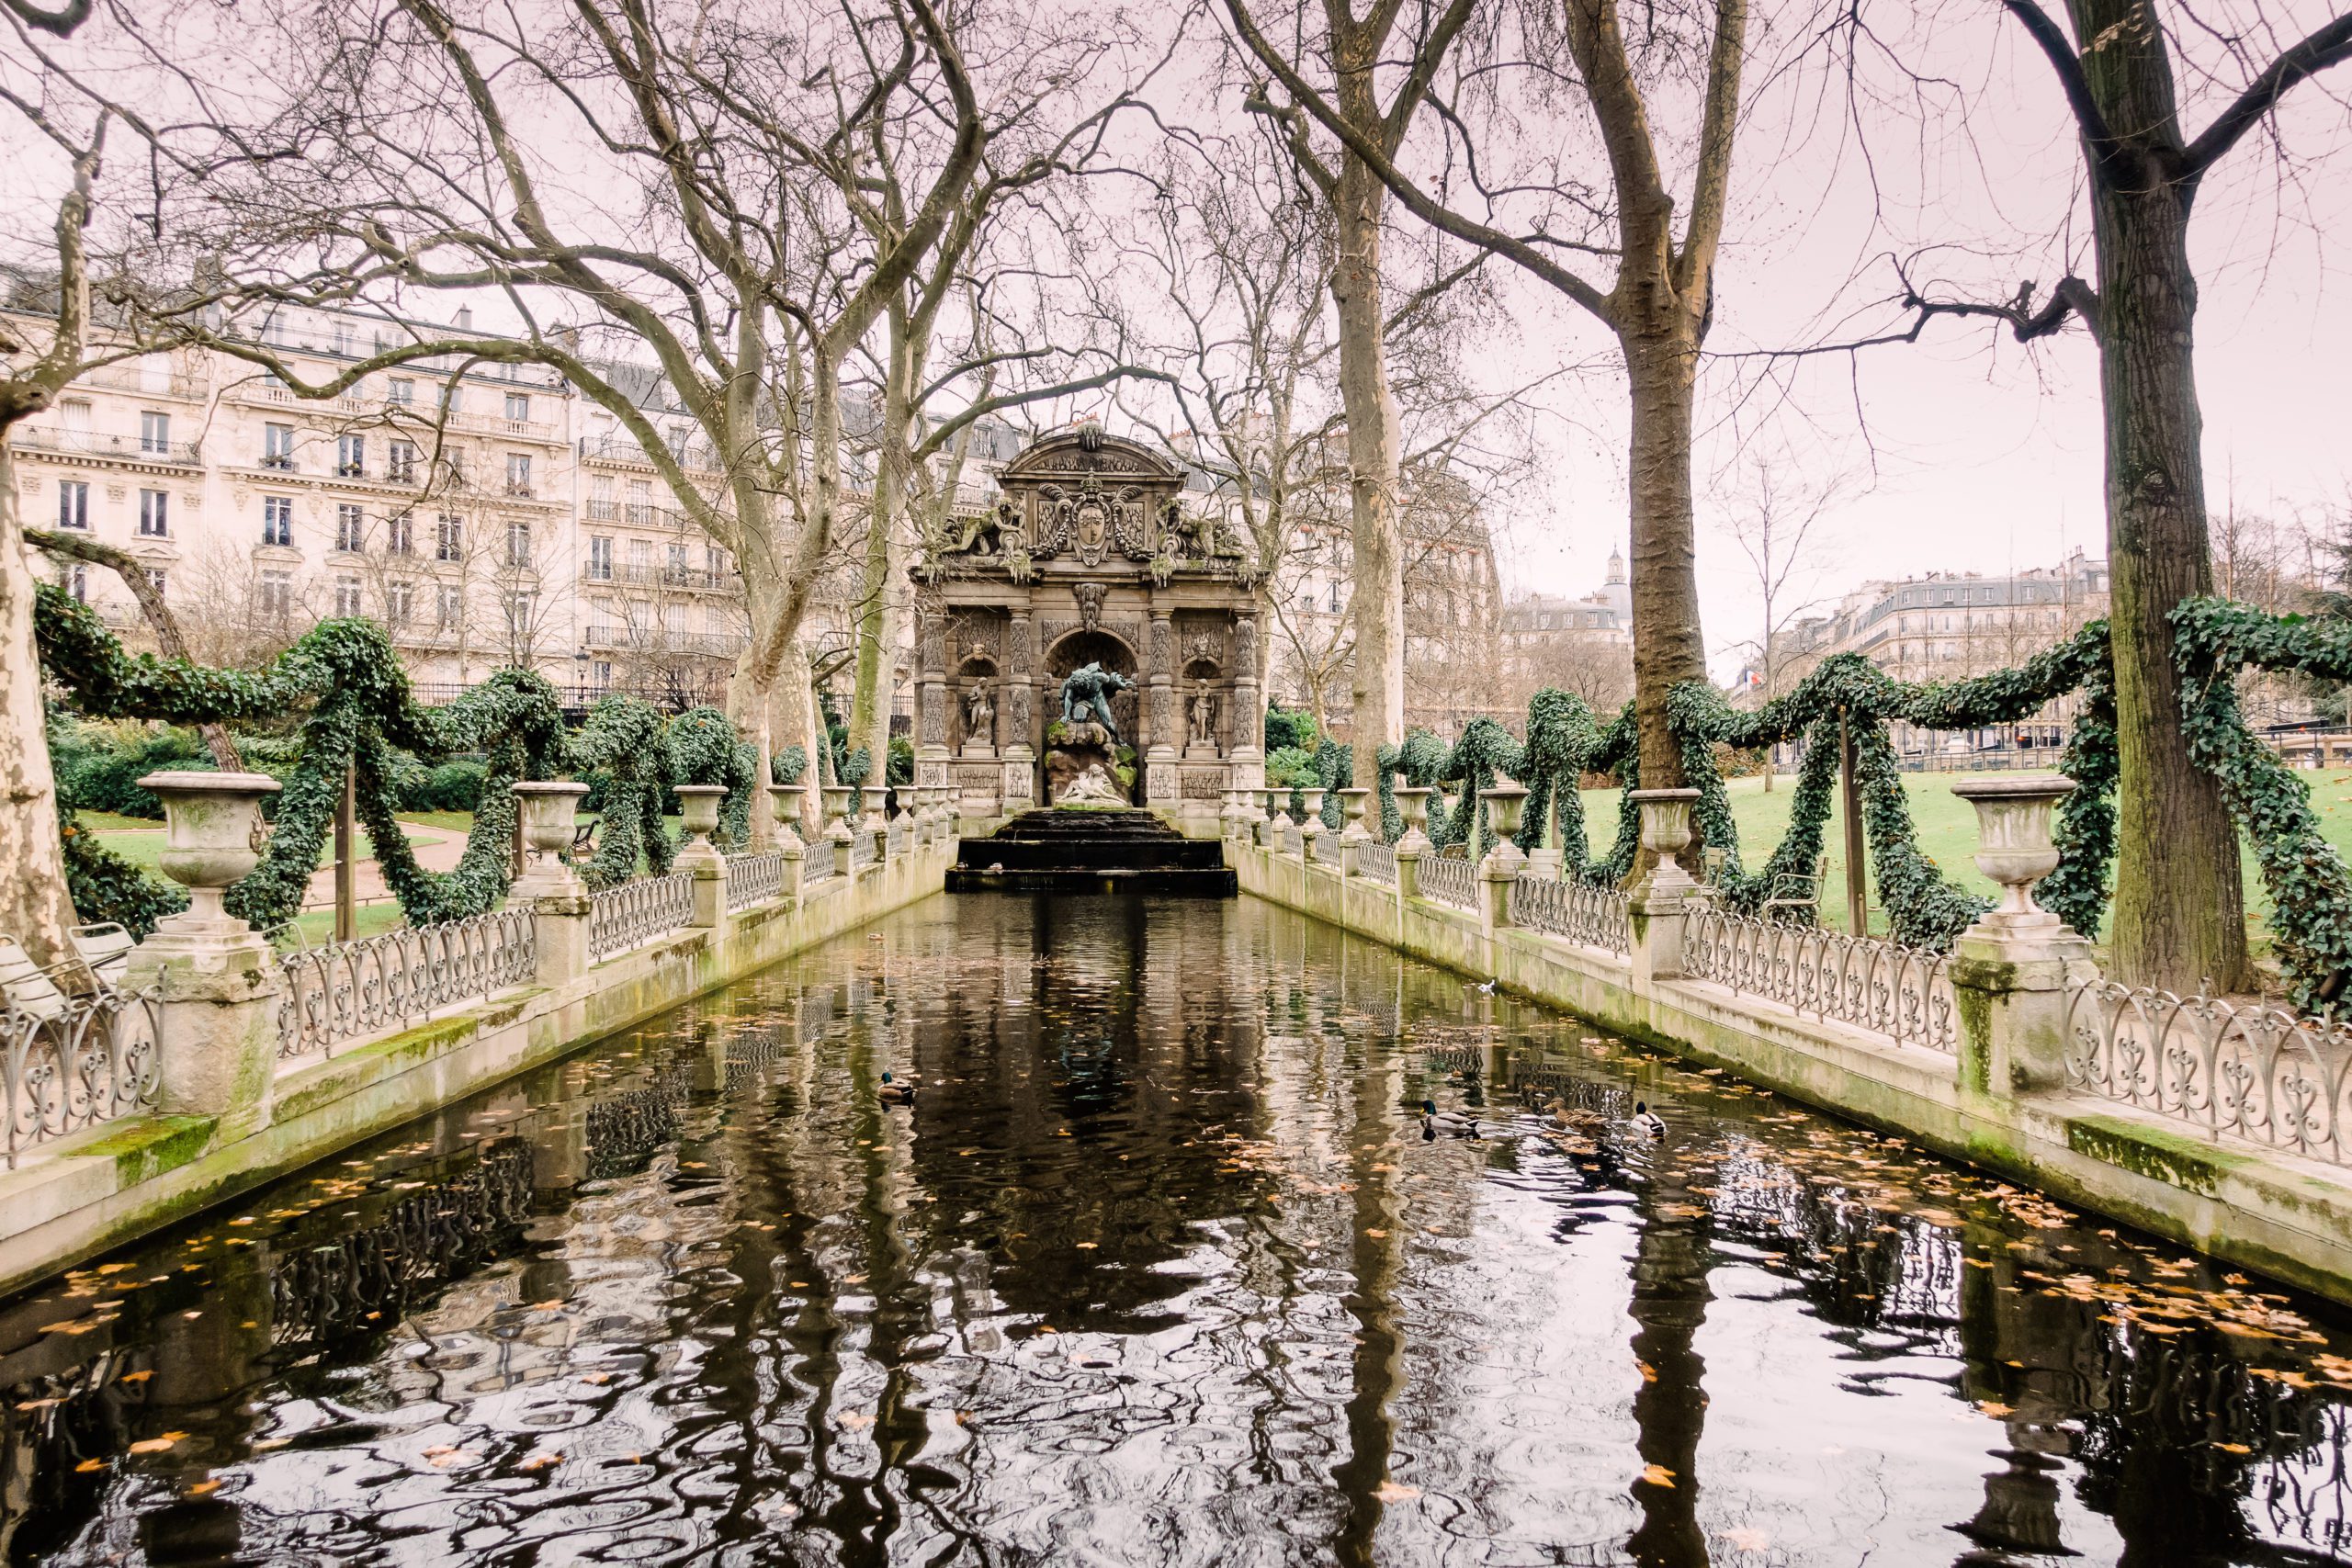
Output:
[
  {"xmin": 666, "ymin": 706, "xmax": 759, "ymax": 849},
  {"xmin": 1377, "ymin": 729, "xmax": 1450, "ymax": 844},
  {"xmin": 2172, "ymin": 599, "xmax": 2352, "ymax": 1007},
  {"xmin": 573, "ymin": 694, "xmax": 675, "ymax": 890},
  {"xmin": 35, "ymin": 587, "xmax": 567, "ymax": 931}
]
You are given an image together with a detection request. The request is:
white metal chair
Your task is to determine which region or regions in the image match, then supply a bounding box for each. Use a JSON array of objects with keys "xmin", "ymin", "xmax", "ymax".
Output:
[
  {"xmin": 1761, "ymin": 852, "xmax": 1831, "ymax": 923},
  {"xmin": 0, "ymin": 936, "xmax": 73, "ymax": 1021},
  {"xmin": 68, "ymin": 923, "xmax": 133, "ymax": 986}
]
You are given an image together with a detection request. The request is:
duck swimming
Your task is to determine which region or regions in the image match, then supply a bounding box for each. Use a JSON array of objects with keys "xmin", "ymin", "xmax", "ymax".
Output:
[
  {"xmin": 879, "ymin": 1071, "xmax": 917, "ymax": 1106},
  {"xmin": 1628, "ymin": 1100, "xmax": 1666, "ymax": 1139},
  {"xmin": 1420, "ymin": 1098, "xmax": 1481, "ymax": 1140}
]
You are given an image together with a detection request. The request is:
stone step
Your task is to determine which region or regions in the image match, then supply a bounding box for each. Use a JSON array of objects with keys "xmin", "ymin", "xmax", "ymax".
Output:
[{"xmin": 947, "ymin": 807, "xmax": 1235, "ymax": 896}]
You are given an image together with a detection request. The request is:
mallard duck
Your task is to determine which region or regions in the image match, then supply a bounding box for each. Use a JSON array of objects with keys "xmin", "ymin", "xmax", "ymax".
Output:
[
  {"xmin": 1629, "ymin": 1100, "xmax": 1666, "ymax": 1140},
  {"xmin": 879, "ymin": 1071, "xmax": 917, "ymax": 1106},
  {"xmin": 1420, "ymin": 1098, "xmax": 1481, "ymax": 1139}
]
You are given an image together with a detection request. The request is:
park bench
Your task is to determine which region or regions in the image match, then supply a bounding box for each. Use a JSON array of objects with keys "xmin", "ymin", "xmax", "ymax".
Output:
[
  {"xmin": 1762, "ymin": 852, "xmax": 1831, "ymax": 924},
  {"xmin": 571, "ymin": 819, "xmax": 599, "ymax": 857}
]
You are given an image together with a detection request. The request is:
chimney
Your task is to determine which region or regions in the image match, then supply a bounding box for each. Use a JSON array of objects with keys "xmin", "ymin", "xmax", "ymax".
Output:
[{"xmin": 454, "ymin": 305, "xmax": 473, "ymax": 332}]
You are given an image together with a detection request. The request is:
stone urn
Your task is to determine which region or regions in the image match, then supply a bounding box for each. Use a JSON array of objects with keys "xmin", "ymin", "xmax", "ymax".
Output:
[
  {"xmin": 1300, "ymin": 786, "xmax": 1328, "ymax": 828},
  {"xmin": 1337, "ymin": 787, "xmax": 1374, "ymax": 841},
  {"xmin": 1629, "ymin": 787, "xmax": 1702, "ymax": 894},
  {"xmin": 511, "ymin": 781, "xmax": 591, "ymax": 892},
  {"xmin": 820, "ymin": 784, "xmax": 854, "ymax": 831},
  {"xmin": 1953, "ymin": 775, "xmax": 2076, "ymax": 925},
  {"xmin": 768, "ymin": 783, "xmax": 808, "ymax": 843},
  {"xmin": 1393, "ymin": 786, "xmax": 1432, "ymax": 839},
  {"xmin": 138, "ymin": 771, "xmax": 283, "ymax": 933},
  {"xmin": 1482, "ymin": 784, "xmax": 1529, "ymax": 843},
  {"xmin": 674, "ymin": 784, "xmax": 727, "ymax": 852}
]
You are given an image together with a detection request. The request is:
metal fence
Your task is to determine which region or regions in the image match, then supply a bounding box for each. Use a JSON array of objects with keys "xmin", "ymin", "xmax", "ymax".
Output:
[
  {"xmin": 724, "ymin": 851, "xmax": 786, "ymax": 911},
  {"xmin": 0, "ymin": 980, "xmax": 160, "ymax": 1167},
  {"xmin": 1357, "ymin": 840, "xmax": 1396, "ymax": 886},
  {"xmin": 2063, "ymin": 980, "xmax": 2352, "ymax": 1167},
  {"xmin": 850, "ymin": 832, "xmax": 876, "ymax": 872},
  {"xmin": 277, "ymin": 908, "xmax": 536, "ymax": 1059},
  {"xmin": 587, "ymin": 871, "xmax": 696, "ymax": 961},
  {"xmin": 1418, "ymin": 852, "xmax": 1479, "ymax": 909},
  {"xmin": 1682, "ymin": 908, "xmax": 1957, "ymax": 1053},
  {"xmin": 804, "ymin": 839, "xmax": 840, "ymax": 883},
  {"xmin": 1510, "ymin": 874, "xmax": 1633, "ymax": 956},
  {"xmin": 888, "ymin": 818, "xmax": 910, "ymax": 858},
  {"xmin": 1282, "ymin": 822, "xmax": 1304, "ymax": 856}
]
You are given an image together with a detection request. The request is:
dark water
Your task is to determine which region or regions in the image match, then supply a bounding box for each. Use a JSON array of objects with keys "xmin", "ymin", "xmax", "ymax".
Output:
[{"xmin": 6, "ymin": 897, "xmax": 2352, "ymax": 1567}]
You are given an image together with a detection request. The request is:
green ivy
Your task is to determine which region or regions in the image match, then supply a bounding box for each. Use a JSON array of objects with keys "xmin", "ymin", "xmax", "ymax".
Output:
[
  {"xmin": 574, "ymin": 694, "xmax": 674, "ymax": 890},
  {"xmin": 59, "ymin": 806, "xmax": 187, "ymax": 937},
  {"xmin": 666, "ymin": 705, "xmax": 758, "ymax": 849}
]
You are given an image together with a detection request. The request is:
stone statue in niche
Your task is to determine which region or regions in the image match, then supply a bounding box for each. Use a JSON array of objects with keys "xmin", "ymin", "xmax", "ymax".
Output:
[
  {"xmin": 1059, "ymin": 661, "xmax": 1136, "ymax": 744},
  {"xmin": 964, "ymin": 682, "xmax": 994, "ymax": 750},
  {"xmin": 1189, "ymin": 683, "xmax": 1218, "ymax": 748}
]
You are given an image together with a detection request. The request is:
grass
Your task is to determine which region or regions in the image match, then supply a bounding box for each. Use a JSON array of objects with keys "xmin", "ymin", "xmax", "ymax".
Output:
[
  {"xmin": 92, "ymin": 823, "xmax": 445, "ymax": 874},
  {"xmin": 1567, "ymin": 767, "xmax": 2352, "ymax": 947}
]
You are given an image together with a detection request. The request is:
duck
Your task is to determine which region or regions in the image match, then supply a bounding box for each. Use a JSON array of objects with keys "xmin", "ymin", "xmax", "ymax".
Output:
[
  {"xmin": 1420, "ymin": 1098, "xmax": 1481, "ymax": 1140},
  {"xmin": 1628, "ymin": 1100, "xmax": 1666, "ymax": 1140},
  {"xmin": 879, "ymin": 1070, "xmax": 917, "ymax": 1106}
]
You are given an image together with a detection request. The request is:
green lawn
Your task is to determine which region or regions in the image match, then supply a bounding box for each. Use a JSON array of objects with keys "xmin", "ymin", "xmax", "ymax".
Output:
[
  {"xmin": 1569, "ymin": 767, "xmax": 2352, "ymax": 948},
  {"xmin": 92, "ymin": 823, "xmax": 446, "ymax": 874}
]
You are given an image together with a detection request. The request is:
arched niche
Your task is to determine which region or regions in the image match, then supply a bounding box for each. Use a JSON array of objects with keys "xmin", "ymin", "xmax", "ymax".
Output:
[
  {"xmin": 1044, "ymin": 628, "xmax": 1141, "ymax": 747},
  {"xmin": 954, "ymin": 654, "xmax": 1001, "ymax": 751}
]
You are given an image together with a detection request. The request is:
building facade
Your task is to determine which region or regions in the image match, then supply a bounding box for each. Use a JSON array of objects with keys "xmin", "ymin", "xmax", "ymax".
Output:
[{"xmin": 1498, "ymin": 547, "xmax": 1636, "ymax": 716}]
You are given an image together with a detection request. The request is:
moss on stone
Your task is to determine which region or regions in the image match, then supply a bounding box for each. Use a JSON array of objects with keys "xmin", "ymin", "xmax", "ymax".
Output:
[
  {"xmin": 2067, "ymin": 1113, "xmax": 2249, "ymax": 1196},
  {"xmin": 74, "ymin": 1114, "xmax": 217, "ymax": 1182}
]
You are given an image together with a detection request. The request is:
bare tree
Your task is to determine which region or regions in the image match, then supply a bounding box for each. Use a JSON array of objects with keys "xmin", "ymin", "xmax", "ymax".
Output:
[{"xmin": 1716, "ymin": 457, "xmax": 1846, "ymax": 789}]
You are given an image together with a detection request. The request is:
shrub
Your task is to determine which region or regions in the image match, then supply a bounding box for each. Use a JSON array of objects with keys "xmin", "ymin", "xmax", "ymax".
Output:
[
  {"xmin": 59, "ymin": 725, "xmax": 207, "ymax": 818},
  {"xmin": 1264, "ymin": 746, "xmax": 1318, "ymax": 786},
  {"xmin": 888, "ymin": 736, "xmax": 914, "ymax": 785},
  {"xmin": 1264, "ymin": 703, "xmax": 1317, "ymax": 753},
  {"xmin": 419, "ymin": 760, "xmax": 489, "ymax": 813}
]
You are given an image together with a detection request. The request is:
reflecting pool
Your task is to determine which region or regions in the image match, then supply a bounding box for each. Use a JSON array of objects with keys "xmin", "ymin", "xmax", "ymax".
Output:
[{"xmin": 6, "ymin": 895, "xmax": 2352, "ymax": 1565}]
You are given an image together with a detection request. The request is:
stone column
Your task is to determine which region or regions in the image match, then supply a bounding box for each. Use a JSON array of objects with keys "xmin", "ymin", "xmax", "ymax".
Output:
[
  {"xmin": 1299, "ymin": 786, "xmax": 1328, "ymax": 863},
  {"xmin": 1479, "ymin": 784, "xmax": 1529, "ymax": 930},
  {"xmin": 1393, "ymin": 790, "xmax": 1432, "ymax": 902},
  {"xmin": 1628, "ymin": 788, "xmax": 1701, "ymax": 985},
  {"xmin": 1003, "ymin": 612, "xmax": 1037, "ymax": 810},
  {"xmin": 1948, "ymin": 776, "xmax": 2093, "ymax": 1097},
  {"xmin": 914, "ymin": 597, "xmax": 952, "ymax": 792},
  {"xmin": 127, "ymin": 772, "xmax": 286, "ymax": 1142},
  {"xmin": 513, "ymin": 782, "xmax": 592, "ymax": 987},
  {"xmin": 674, "ymin": 784, "xmax": 729, "ymax": 930},
  {"xmin": 1227, "ymin": 610, "xmax": 1264, "ymax": 793},
  {"xmin": 1146, "ymin": 607, "xmax": 1179, "ymax": 807}
]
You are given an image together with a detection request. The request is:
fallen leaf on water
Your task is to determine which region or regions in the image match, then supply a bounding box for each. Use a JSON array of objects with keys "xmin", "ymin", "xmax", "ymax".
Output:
[
  {"xmin": 518, "ymin": 1453, "xmax": 561, "ymax": 1471},
  {"xmin": 187, "ymin": 1480, "xmax": 220, "ymax": 1496},
  {"xmin": 1976, "ymin": 1401, "xmax": 2015, "ymax": 1417},
  {"xmin": 74, "ymin": 1459, "xmax": 106, "ymax": 1473},
  {"xmin": 2212, "ymin": 1441, "xmax": 2253, "ymax": 1454},
  {"xmin": 1373, "ymin": 1481, "xmax": 1420, "ymax": 1503},
  {"xmin": 1638, "ymin": 1464, "xmax": 1676, "ymax": 1488},
  {"xmin": 1722, "ymin": 1528, "xmax": 1771, "ymax": 1551},
  {"xmin": 127, "ymin": 1434, "xmax": 187, "ymax": 1455},
  {"xmin": 1637, "ymin": 1362, "xmax": 1658, "ymax": 1384},
  {"xmin": 840, "ymin": 1413, "xmax": 876, "ymax": 1429},
  {"xmin": 530, "ymin": 1300, "xmax": 566, "ymax": 1312},
  {"xmin": 1364, "ymin": 1228, "xmax": 1389, "ymax": 1239}
]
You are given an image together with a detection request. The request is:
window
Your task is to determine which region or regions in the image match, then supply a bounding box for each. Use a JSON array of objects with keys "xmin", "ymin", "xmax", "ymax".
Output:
[
  {"xmin": 336, "ymin": 434, "xmax": 366, "ymax": 478},
  {"xmin": 504, "ymin": 392, "xmax": 530, "ymax": 423},
  {"xmin": 441, "ymin": 449, "xmax": 467, "ymax": 484},
  {"xmin": 386, "ymin": 510, "xmax": 413, "ymax": 556},
  {"xmin": 260, "ymin": 495, "xmax": 293, "ymax": 547},
  {"xmin": 436, "ymin": 583, "xmax": 463, "ymax": 630},
  {"xmin": 57, "ymin": 480, "xmax": 88, "ymax": 530},
  {"xmin": 63, "ymin": 563, "xmax": 86, "ymax": 602},
  {"xmin": 386, "ymin": 581, "xmax": 413, "ymax": 627},
  {"xmin": 145, "ymin": 569, "xmax": 166, "ymax": 601},
  {"xmin": 503, "ymin": 589, "xmax": 536, "ymax": 637},
  {"xmin": 626, "ymin": 479, "xmax": 651, "ymax": 525},
  {"xmin": 667, "ymin": 542, "xmax": 688, "ymax": 582},
  {"xmin": 258, "ymin": 570, "xmax": 292, "ymax": 623},
  {"xmin": 593, "ymin": 660, "xmax": 612, "ymax": 687},
  {"xmin": 59, "ymin": 397, "xmax": 90, "ymax": 431},
  {"xmin": 332, "ymin": 323, "xmax": 355, "ymax": 356},
  {"xmin": 504, "ymin": 453, "xmax": 532, "ymax": 497},
  {"xmin": 138, "ymin": 489, "xmax": 169, "ymax": 537},
  {"xmin": 335, "ymin": 503, "xmax": 366, "ymax": 552},
  {"xmin": 588, "ymin": 536, "xmax": 613, "ymax": 581},
  {"xmin": 435, "ymin": 513, "xmax": 463, "ymax": 561},
  {"xmin": 506, "ymin": 519, "xmax": 531, "ymax": 567},
  {"xmin": 388, "ymin": 440, "xmax": 417, "ymax": 484},
  {"xmin": 263, "ymin": 423, "xmax": 295, "ymax": 469},
  {"xmin": 334, "ymin": 575, "xmax": 363, "ymax": 616},
  {"xmin": 139, "ymin": 411, "xmax": 171, "ymax": 455},
  {"xmin": 628, "ymin": 538, "xmax": 650, "ymax": 574},
  {"xmin": 439, "ymin": 382, "xmax": 461, "ymax": 415},
  {"xmin": 1328, "ymin": 579, "xmax": 1341, "ymax": 614},
  {"xmin": 389, "ymin": 377, "xmax": 414, "ymax": 406}
]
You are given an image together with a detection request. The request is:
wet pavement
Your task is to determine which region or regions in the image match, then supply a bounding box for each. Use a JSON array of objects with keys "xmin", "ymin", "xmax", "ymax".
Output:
[{"xmin": 3, "ymin": 894, "xmax": 2350, "ymax": 1565}]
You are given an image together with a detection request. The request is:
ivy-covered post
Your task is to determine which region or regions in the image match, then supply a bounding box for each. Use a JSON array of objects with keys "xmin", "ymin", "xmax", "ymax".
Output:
[
  {"xmin": 127, "ymin": 773, "xmax": 286, "ymax": 1142},
  {"xmin": 1628, "ymin": 788, "xmax": 1702, "ymax": 986},
  {"xmin": 1948, "ymin": 777, "xmax": 2094, "ymax": 1099},
  {"xmin": 1299, "ymin": 787, "xmax": 1328, "ymax": 863},
  {"xmin": 1337, "ymin": 787, "xmax": 1374, "ymax": 877},
  {"xmin": 1479, "ymin": 785, "xmax": 1530, "ymax": 931},
  {"xmin": 1394, "ymin": 787, "xmax": 1433, "ymax": 901},
  {"xmin": 512, "ymin": 782, "xmax": 592, "ymax": 987},
  {"xmin": 674, "ymin": 784, "xmax": 729, "ymax": 931}
]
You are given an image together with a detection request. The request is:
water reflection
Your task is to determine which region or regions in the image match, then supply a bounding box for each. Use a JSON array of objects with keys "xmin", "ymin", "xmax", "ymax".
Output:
[{"xmin": 2, "ymin": 896, "xmax": 2351, "ymax": 1563}]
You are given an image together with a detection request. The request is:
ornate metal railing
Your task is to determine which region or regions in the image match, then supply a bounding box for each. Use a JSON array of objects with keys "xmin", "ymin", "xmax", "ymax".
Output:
[
  {"xmin": 587, "ymin": 871, "xmax": 695, "ymax": 961},
  {"xmin": 1281, "ymin": 822, "xmax": 1304, "ymax": 856},
  {"xmin": 724, "ymin": 851, "xmax": 786, "ymax": 911},
  {"xmin": 1682, "ymin": 908, "xmax": 1956, "ymax": 1052},
  {"xmin": 1419, "ymin": 852, "xmax": 1478, "ymax": 909},
  {"xmin": 804, "ymin": 838, "xmax": 840, "ymax": 883},
  {"xmin": 1357, "ymin": 840, "xmax": 1396, "ymax": 886},
  {"xmin": 0, "ymin": 980, "xmax": 160, "ymax": 1167},
  {"xmin": 277, "ymin": 908, "xmax": 536, "ymax": 1060},
  {"xmin": 1510, "ymin": 874, "xmax": 1633, "ymax": 956},
  {"xmin": 2063, "ymin": 980, "xmax": 2352, "ymax": 1167},
  {"xmin": 850, "ymin": 832, "xmax": 876, "ymax": 872}
]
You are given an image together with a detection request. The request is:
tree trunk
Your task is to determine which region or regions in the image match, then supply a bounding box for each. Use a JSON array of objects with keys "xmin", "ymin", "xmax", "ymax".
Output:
[
  {"xmin": 2068, "ymin": 0, "xmax": 2250, "ymax": 993},
  {"xmin": 1330, "ymin": 155, "xmax": 1406, "ymax": 791},
  {"xmin": 0, "ymin": 448, "xmax": 81, "ymax": 968},
  {"xmin": 1623, "ymin": 329, "xmax": 1710, "ymax": 790}
]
